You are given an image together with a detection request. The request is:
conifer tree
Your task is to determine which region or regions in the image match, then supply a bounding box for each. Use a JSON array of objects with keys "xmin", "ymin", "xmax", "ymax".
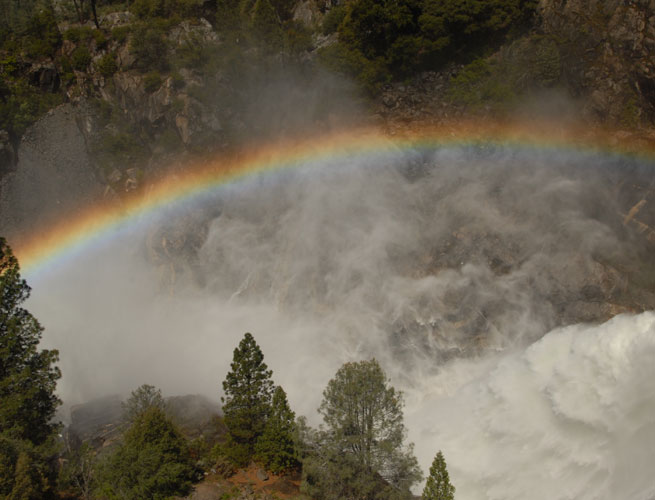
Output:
[
  {"xmin": 255, "ymin": 386, "xmax": 299, "ymax": 474},
  {"xmin": 97, "ymin": 406, "xmax": 194, "ymax": 499},
  {"xmin": 0, "ymin": 238, "xmax": 60, "ymax": 497},
  {"xmin": 122, "ymin": 384, "xmax": 165, "ymax": 423},
  {"xmin": 422, "ymin": 450, "xmax": 455, "ymax": 500},
  {"xmin": 303, "ymin": 359, "xmax": 421, "ymax": 500},
  {"xmin": 221, "ymin": 332, "xmax": 274, "ymax": 467}
]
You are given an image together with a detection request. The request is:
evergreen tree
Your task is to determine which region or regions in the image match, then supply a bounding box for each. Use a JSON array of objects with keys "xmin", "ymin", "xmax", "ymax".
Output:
[
  {"xmin": 221, "ymin": 332, "xmax": 274, "ymax": 467},
  {"xmin": 255, "ymin": 386, "xmax": 299, "ymax": 474},
  {"xmin": 8, "ymin": 452, "xmax": 44, "ymax": 500},
  {"xmin": 122, "ymin": 384, "xmax": 165, "ymax": 423},
  {"xmin": 0, "ymin": 238, "xmax": 60, "ymax": 497},
  {"xmin": 422, "ymin": 451, "xmax": 455, "ymax": 500},
  {"xmin": 97, "ymin": 406, "xmax": 194, "ymax": 500},
  {"xmin": 303, "ymin": 359, "xmax": 421, "ymax": 500}
]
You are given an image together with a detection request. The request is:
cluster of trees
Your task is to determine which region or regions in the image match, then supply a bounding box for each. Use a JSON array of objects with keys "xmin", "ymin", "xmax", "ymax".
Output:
[
  {"xmin": 320, "ymin": 0, "xmax": 537, "ymax": 90},
  {"xmin": 218, "ymin": 332, "xmax": 456, "ymax": 500},
  {"xmin": 0, "ymin": 237, "xmax": 457, "ymax": 499}
]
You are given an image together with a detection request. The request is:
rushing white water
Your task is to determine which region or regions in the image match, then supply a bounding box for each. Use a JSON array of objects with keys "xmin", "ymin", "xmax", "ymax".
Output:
[
  {"xmin": 405, "ymin": 312, "xmax": 655, "ymax": 500},
  {"xmin": 23, "ymin": 146, "xmax": 655, "ymax": 499}
]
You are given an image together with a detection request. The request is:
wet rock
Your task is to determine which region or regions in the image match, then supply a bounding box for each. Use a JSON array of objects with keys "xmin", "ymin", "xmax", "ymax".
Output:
[{"xmin": 0, "ymin": 104, "xmax": 103, "ymax": 241}]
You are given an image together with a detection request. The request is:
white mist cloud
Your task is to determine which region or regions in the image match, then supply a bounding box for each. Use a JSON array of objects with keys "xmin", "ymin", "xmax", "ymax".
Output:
[{"xmin": 25, "ymin": 144, "xmax": 655, "ymax": 498}]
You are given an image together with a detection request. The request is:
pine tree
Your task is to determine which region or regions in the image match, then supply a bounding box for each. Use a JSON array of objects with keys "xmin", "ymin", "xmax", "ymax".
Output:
[
  {"xmin": 303, "ymin": 359, "xmax": 421, "ymax": 500},
  {"xmin": 97, "ymin": 406, "xmax": 194, "ymax": 499},
  {"xmin": 0, "ymin": 238, "xmax": 60, "ymax": 497},
  {"xmin": 122, "ymin": 384, "xmax": 165, "ymax": 423},
  {"xmin": 221, "ymin": 332, "xmax": 274, "ymax": 467},
  {"xmin": 255, "ymin": 386, "xmax": 299, "ymax": 474},
  {"xmin": 422, "ymin": 451, "xmax": 455, "ymax": 500},
  {"xmin": 8, "ymin": 452, "xmax": 44, "ymax": 500},
  {"xmin": 0, "ymin": 238, "xmax": 61, "ymax": 445}
]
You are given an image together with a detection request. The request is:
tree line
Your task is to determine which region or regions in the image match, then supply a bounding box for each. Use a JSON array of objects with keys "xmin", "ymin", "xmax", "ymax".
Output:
[{"xmin": 0, "ymin": 236, "xmax": 456, "ymax": 499}]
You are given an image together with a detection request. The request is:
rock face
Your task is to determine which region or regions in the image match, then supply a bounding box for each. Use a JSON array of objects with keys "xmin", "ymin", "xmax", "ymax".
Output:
[
  {"xmin": 0, "ymin": 104, "xmax": 103, "ymax": 243},
  {"xmin": 539, "ymin": 0, "xmax": 655, "ymax": 122}
]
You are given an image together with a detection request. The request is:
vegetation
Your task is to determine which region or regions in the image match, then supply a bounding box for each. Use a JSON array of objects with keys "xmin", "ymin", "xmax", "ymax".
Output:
[
  {"xmin": 254, "ymin": 386, "xmax": 300, "ymax": 474},
  {"xmin": 96, "ymin": 406, "xmax": 195, "ymax": 499},
  {"xmin": 0, "ymin": 238, "xmax": 61, "ymax": 498},
  {"xmin": 302, "ymin": 359, "xmax": 421, "ymax": 500},
  {"xmin": 122, "ymin": 383, "xmax": 166, "ymax": 423},
  {"xmin": 221, "ymin": 332, "xmax": 275, "ymax": 467},
  {"xmin": 321, "ymin": 0, "xmax": 538, "ymax": 90},
  {"xmin": 422, "ymin": 451, "xmax": 455, "ymax": 500}
]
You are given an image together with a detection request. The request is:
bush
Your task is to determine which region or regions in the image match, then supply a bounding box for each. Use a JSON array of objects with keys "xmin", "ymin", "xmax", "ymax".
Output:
[
  {"xmin": 111, "ymin": 25, "xmax": 131, "ymax": 43},
  {"xmin": 130, "ymin": 23, "xmax": 169, "ymax": 71},
  {"xmin": 71, "ymin": 46, "xmax": 92, "ymax": 70},
  {"xmin": 143, "ymin": 71, "xmax": 163, "ymax": 92},
  {"xmin": 97, "ymin": 52, "xmax": 118, "ymax": 77},
  {"xmin": 23, "ymin": 9, "xmax": 62, "ymax": 59},
  {"xmin": 63, "ymin": 26, "xmax": 94, "ymax": 43},
  {"xmin": 285, "ymin": 20, "xmax": 313, "ymax": 53},
  {"xmin": 322, "ymin": 4, "xmax": 346, "ymax": 35}
]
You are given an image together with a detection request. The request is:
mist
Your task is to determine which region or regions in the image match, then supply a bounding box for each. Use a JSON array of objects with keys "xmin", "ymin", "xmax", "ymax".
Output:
[{"xmin": 20, "ymin": 139, "xmax": 655, "ymax": 498}]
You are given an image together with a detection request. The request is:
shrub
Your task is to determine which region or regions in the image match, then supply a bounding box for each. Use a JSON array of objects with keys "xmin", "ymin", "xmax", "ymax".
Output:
[
  {"xmin": 130, "ymin": 23, "xmax": 169, "ymax": 71},
  {"xmin": 71, "ymin": 46, "xmax": 92, "ymax": 70},
  {"xmin": 143, "ymin": 71, "xmax": 162, "ymax": 92},
  {"xmin": 322, "ymin": 4, "xmax": 346, "ymax": 35},
  {"xmin": 97, "ymin": 52, "xmax": 118, "ymax": 77},
  {"xmin": 111, "ymin": 25, "xmax": 131, "ymax": 43}
]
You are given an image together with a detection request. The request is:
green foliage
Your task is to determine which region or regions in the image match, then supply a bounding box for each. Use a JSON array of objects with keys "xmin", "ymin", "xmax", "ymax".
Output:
[
  {"xmin": 8, "ymin": 451, "xmax": 45, "ymax": 500},
  {"xmin": 122, "ymin": 384, "xmax": 166, "ymax": 423},
  {"xmin": 221, "ymin": 332, "xmax": 274, "ymax": 467},
  {"xmin": 111, "ymin": 25, "xmax": 131, "ymax": 43},
  {"xmin": 216, "ymin": 0, "xmax": 242, "ymax": 36},
  {"xmin": 255, "ymin": 386, "xmax": 299, "ymax": 474},
  {"xmin": 23, "ymin": 8, "xmax": 62, "ymax": 59},
  {"xmin": 0, "ymin": 239, "xmax": 61, "ymax": 498},
  {"xmin": 0, "ymin": 69, "xmax": 63, "ymax": 139},
  {"xmin": 93, "ymin": 129, "xmax": 148, "ymax": 174},
  {"xmin": 251, "ymin": 0, "xmax": 284, "ymax": 50},
  {"xmin": 422, "ymin": 451, "xmax": 455, "ymax": 500},
  {"xmin": 63, "ymin": 26, "xmax": 94, "ymax": 43},
  {"xmin": 97, "ymin": 52, "xmax": 118, "ymax": 77},
  {"xmin": 322, "ymin": 5, "xmax": 346, "ymax": 35},
  {"xmin": 448, "ymin": 58, "xmax": 514, "ymax": 110},
  {"xmin": 97, "ymin": 406, "xmax": 194, "ymax": 500},
  {"xmin": 58, "ymin": 442, "xmax": 96, "ymax": 500},
  {"xmin": 131, "ymin": 0, "xmax": 202, "ymax": 19},
  {"xmin": 302, "ymin": 359, "xmax": 421, "ymax": 500},
  {"xmin": 130, "ymin": 22, "xmax": 169, "ymax": 71},
  {"xmin": 0, "ymin": 239, "xmax": 61, "ymax": 446},
  {"xmin": 284, "ymin": 20, "xmax": 313, "ymax": 54},
  {"xmin": 144, "ymin": 71, "xmax": 163, "ymax": 92},
  {"xmin": 324, "ymin": 0, "xmax": 537, "ymax": 90},
  {"xmin": 71, "ymin": 46, "xmax": 92, "ymax": 70}
]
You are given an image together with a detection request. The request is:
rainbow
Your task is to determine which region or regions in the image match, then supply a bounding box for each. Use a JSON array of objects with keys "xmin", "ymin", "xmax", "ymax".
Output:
[{"xmin": 11, "ymin": 121, "xmax": 655, "ymax": 280}]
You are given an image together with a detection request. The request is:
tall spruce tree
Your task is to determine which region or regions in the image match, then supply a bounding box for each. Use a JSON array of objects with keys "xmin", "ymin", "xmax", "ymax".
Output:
[
  {"xmin": 221, "ymin": 332, "xmax": 274, "ymax": 467},
  {"xmin": 0, "ymin": 238, "xmax": 61, "ymax": 498},
  {"xmin": 422, "ymin": 451, "xmax": 455, "ymax": 500},
  {"xmin": 255, "ymin": 386, "xmax": 299, "ymax": 474}
]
